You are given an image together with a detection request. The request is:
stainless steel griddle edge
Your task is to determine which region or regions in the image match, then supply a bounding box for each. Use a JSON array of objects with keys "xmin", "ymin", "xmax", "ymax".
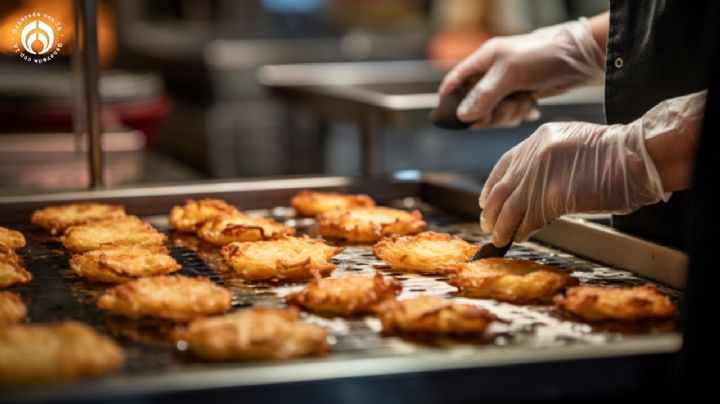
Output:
[{"xmin": 3, "ymin": 334, "xmax": 680, "ymax": 402}]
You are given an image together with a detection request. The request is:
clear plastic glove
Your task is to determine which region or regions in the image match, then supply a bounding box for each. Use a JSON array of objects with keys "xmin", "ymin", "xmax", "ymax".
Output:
[
  {"xmin": 439, "ymin": 17, "xmax": 605, "ymax": 128},
  {"xmin": 479, "ymin": 90, "xmax": 707, "ymax": 246}
]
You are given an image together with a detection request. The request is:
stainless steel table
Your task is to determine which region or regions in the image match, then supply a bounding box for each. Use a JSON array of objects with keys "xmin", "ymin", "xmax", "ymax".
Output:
[{"xmin": 259, "ymin": 60, "xmax": 603, "ymax": 176}]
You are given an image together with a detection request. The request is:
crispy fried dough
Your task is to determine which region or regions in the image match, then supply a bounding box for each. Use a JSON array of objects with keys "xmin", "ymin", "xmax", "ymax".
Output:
[
  {"xmin": 0, "ymin": 226, "xmax": 25, "ymax": 250},
  {"xmin": 220, "ymin": 235, "xmax": 343, "ymax": 281},
  {"xmin": 291, "ymin": 190, "xmax": 376, "ymax": 217},
  {"xmin": 317, "ymin": 207, "xmax": 426, "ymax": 243},
  {"xmin": 287, "ymin": 273, "xmax": 402, "ymax": 316},
  {"xmin": 0, "ymin": 291, "xmax": 26, "ymax": 326},
  {"xmin": 375, "ymin": 296, "xmax": 495, "ymax": 336},
  {"xmin": 373, "ymin": 232, "xmax": 479, "ymax": 274},
  {"xmin": 197, "ymin": 214, "xmax": 295, "ymax": 246},
  {"xmin": 0, "ymin": 321, "xmax": 124, "ymax": 385},
  {"xmin": 555, "ymin": 284, "xmax": 676, "ymax": 322},
  {"xmin": 69, "ymin": 245, "xmax": 181, "ymax": 283},
  {"xmin": 172, "ymin": 307, "xmax": 328, "ymax": 361},
  {"xmin": 0, "ymin": 247, "xmax": 32, "ymax": 289},
  {"xmin": 97, "ymin": 275, "xmax": 232, "ymax": 322},
  {"xmin": 61, "ymin": 215, "xmax": 166, "ymax": 253},
  {"xmin": 30, "ymin": 203, "xmax": 126, "ymax": 234},
  {"xmin": 168, "ymin": 198, "xmax": 241, "ymax": 233},
  {"xmin": 449, "ymin": 258, "xmax": 579, "ymax": 304}
]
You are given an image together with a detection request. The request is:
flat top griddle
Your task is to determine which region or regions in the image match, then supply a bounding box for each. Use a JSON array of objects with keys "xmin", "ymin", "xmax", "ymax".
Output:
[{"xmin": 2, "ymin": 195, "xmax": 681, "ymax": 402}]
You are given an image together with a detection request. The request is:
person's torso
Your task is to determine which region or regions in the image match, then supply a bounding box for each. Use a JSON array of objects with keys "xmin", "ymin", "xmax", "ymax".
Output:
[{"xmin": 605, "ymin": 0, "xmax": 718, "ymax": 250}]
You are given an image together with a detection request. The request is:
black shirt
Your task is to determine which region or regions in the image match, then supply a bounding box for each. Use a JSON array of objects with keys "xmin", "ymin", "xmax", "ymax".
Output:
[{"xmin": 605, "ymin": 0, "xmax": 718, "ymax": 250}]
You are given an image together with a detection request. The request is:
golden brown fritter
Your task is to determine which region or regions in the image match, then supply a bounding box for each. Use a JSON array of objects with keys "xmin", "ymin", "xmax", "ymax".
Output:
[
  {"xmin": 317, "ymin": 207, "xmax": 426, "ymax": 243},
  {"xmin": 375, "ymin": 296, "xmax": 495, "ymax": 336},
  {"xmin": 61, "ymin": 215, "xmax": 166, "ymax": 253},
  {"xmin": 168, "ymin": 198, "xmax": 241, "ymax": 233},
  {"xmin": 0, "ymin": 247, "xmax": 32, "ymax": 289},
  {"xmin": 197, "ymin": 214, "xmax": 295, "ymax": 246},
  {"xmin": 30, "ymin": 202, "xmax": 126, "ymax": 234},
  {"xmin": 97, "ymin": 275, "xmax": 232, "ymax": 322},
  {"xmin": 449, "ymin": 258, "xmax": 579, "ymax": 304},
  {"xmin": 287, "ymin": 273, "xmax": 402, "ymax": 316},
  {"xmin": 220, "ymin": 235, "xmax": 343, "ymax": 281},
  {"xmin": 69, "ymin": 245, "xmax": 181, "ymax": 283},
  {"xmin": 555, "ymin": 284, "xmax": 676, "ymax": 322},
  {"xmin": 0, "ymin": 291, "xmax": 26, "ymax": 326},
  {"xmin": 291, "ymin": 190, "xmax": 376, "ymax": 217},
  {"xmin": 0, "ymin": 321, "xmax": 124, "ymax": 386},
  {"xmin": 373, "ymin": 232, "xmax": 479, "ymax": 274},
  {"xmin": 0, "ymin": 226, "xmax": 25, "ymax": 250},
  {"xmin": 172, "ymin": 307, "xmax": 328, "ymax": 361}
]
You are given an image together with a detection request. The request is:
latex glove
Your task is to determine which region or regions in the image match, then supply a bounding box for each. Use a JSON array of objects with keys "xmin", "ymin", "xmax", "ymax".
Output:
[
  {"xmin": 439, "ymin": 17, "xmax": 605, "ymax": 128},
  {"xmin": 479, "ymin": 90, "xmax": 707, "ymax": 246}
]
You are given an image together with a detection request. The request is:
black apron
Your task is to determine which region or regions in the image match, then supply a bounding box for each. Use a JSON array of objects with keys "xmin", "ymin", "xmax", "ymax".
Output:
[
  {"xmin": 680, "ymin": 27, "xmax": 720, "ymax": 395},
  {"xmin": 605, "ymin": 0, "xmax": 718, "ymax": 250}
]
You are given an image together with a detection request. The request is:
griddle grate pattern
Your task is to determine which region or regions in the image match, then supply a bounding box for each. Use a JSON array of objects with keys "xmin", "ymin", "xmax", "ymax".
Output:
[{"xmin": 4, "ymin": 201, "xmax": 680, "ymax": 380}]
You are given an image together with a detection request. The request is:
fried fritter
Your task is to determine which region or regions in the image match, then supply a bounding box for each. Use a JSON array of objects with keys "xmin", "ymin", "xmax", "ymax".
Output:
[
  {"xmin": 97, "ymin": 275, "xmax": 232, "ymax": 322},
  {"xmin": 287, "ymin": 273, "xmax": 402, "ymax": 316},
  {"xmin": 69, "ymin": 245, "xmax": 181, "ymax": 283},
  {"xmin": 555, "ymin": 284, "xmax": 676, "ymax": 322},
  {"xmin": 168, "ymin": 198, "xmax": 241, "ymax": 233},
  {"xmin": 0, "ymin": 247, "xmax": 32, "ymax": 289},
  {"xmin": 30, "ymin": 202, "xmax": 126, "ymax": 234},
  {"xmin": 291, "ymin": 190, "xmax": 376, "ymax": 217},
  {"xmin": 220, "ymin": 235, "xmax": 343, "ymax": 281},
  {"xmin": 61, "ymin": 215, "xmax": 166, "ymax": 253},
  {"xmin": 0, "ymin": 226, "xmax": 25, "ymax": 249},
  {"xmin": 375, "ymin": 296, "xmax": 495, "ymax": 336},
  {"xmin": 172, "ymin": 307, "xmax": 329, "ymax": 361},
  {"xmin": 0, "ymin": 291, "xmax": 26, "ymax": 326},
  {"xmin": 373, "ymin": 232, "xmax": 479, "ymax": 274},
  {"xmin": 0, "ymin": 321, "xmax": 124, "ymax": 385},
  {"xmin": 197, "ymin": 214, "xmax": 295, "ymax": 246},
  {"xmin": 449, "ymin": 258, "xmax": 579, "ymax": 304},
  {"xmin": 317, "ymin": 207, "xmax": 426, "ymax": 243}
]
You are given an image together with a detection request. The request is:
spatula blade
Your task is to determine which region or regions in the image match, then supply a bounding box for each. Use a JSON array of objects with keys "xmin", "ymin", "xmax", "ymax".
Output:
[{"xmin": 471, "ymin": 241, "xmax": 512, "ymax": 260}]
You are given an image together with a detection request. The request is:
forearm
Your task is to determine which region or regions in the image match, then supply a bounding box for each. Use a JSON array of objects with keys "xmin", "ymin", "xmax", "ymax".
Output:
[
  {"xmin": 644, "ymin": 123, "xmax": 700, "ymax": 192},
  {"xmin": 642, "ymin": 91, "xmax": 706, "ymax": 192},
  {"xmin": 585, "ymin": 10, "xmax": 698, "ymax": 192},
  {"xmin": 587, "ymin": 11, "xmax": 609, "ymax": 52}
]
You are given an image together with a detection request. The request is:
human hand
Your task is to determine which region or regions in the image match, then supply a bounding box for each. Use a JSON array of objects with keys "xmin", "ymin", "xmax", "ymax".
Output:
[
  {"xmin": 479, "ymin": 90, "xmax": 707, "ymax": 246},
  {"xmin": 439, "ymin": 18, "xmax": 604, "ymax": 128}
]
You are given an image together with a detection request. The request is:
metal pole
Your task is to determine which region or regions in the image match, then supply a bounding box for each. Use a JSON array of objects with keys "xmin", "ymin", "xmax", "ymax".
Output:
[
  {"xmin": 75, "ymin": 0, "xmax": 103, "ymax": 188},
  {"xmin": 71, "ymin": 0, "xmax": 85, "ymax": 157}
]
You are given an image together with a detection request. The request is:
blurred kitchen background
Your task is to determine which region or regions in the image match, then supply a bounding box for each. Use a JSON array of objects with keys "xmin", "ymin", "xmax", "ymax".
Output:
[{"xmin": 0, "ymin": 0, "xmax": 607, "ymax": 192}]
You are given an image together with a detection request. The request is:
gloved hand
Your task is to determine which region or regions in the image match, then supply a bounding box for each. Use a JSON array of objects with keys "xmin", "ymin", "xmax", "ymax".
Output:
[
  {"xmin": 479, "ymin": 90, "xmax": 707, "ymax": 246},
  {"xmin": 439, "ymin": 17, "xmax": 605, "ymax": 128}
]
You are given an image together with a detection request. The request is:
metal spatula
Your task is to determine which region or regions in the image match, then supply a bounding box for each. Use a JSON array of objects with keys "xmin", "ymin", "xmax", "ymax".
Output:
[{"xmin": 471, "ymin": 241, "xmax": 512, "ymax": 260}]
